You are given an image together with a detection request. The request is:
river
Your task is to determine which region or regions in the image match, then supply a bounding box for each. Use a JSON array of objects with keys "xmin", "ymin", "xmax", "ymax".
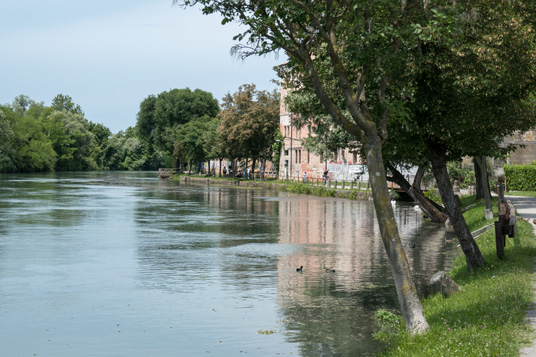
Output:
[{"xmin": 0, "ymin": 171, "xmax": 458, "ymax": 356}]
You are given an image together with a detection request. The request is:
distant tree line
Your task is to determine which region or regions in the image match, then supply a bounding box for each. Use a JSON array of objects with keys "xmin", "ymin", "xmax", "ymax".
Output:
[
  {"xmin": 0, "ymin": 94, "xmax": 162, "ymax": 173},
  {"xmin": 0, "ymin": 85, "xmax": 280, "ymax": 174}
]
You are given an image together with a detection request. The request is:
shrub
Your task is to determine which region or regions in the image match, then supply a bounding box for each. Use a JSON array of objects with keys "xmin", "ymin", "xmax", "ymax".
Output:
[
  {"xmin": 504, "ymin": 165, "xmax": 536, "ymax": 191},
  {"xmin": 447, "ymin": 161, "xmax": 475, "ymax": 189}
]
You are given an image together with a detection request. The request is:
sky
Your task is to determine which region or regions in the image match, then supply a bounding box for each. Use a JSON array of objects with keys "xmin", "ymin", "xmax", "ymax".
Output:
[{"xmin": 1, "ymin": 0, "xmax": 284, "ymax": 133}]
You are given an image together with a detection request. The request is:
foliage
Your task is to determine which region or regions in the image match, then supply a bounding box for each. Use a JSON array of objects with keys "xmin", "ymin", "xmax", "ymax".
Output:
[
  {"xmin": 12, "ymin": 112, "xmax": 57, "ymax": 172},
  {"xmin": 51, "ymin": 94, "xmax": 84, "ymax": 115},
  {"xmin": 280, "ymin": 182, "xmax": 337, "ymax": 197},
  {"xmin": 446, "ymin": 162, "xmax": 475, "ymax": 189},
  {"xmin": 51, "ymin": 110, "xmax": 96, "ymax": 171},
  {"xmin": 0, "ymin": 108, "xmax": 16, "ymax": 172},
  {"xmin": 504, "ymin": 165, "xmax": 536, "ymax": 191},
  {"xmin": 172, "ymin": 116, "xmax": 218, "ymax": 170},
  {"xmin": 136, "ymin": 88, "xmax": 220, "ymax": 157},
  {"xmin": 0, "ymin": 95, "xmax": 118, "ymax": 173},
  {"xmin": 101, "ymin": 127, "xmax": 149, "ymax": 170},
  {"xmin": 218, "ymin": 84, "xmax": 279, "ymax": 167},
  {"xmin": 423, "ymin": 189, "xmax": 442, "ymax": 206},
  {"xmin": 271, "ymin": 130, "xmax": 283, "ymax": 176}
]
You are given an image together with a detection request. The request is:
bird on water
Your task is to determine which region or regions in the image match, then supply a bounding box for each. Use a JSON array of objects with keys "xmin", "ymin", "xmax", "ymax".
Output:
[
  {"xmin": 325, "ymin": 268, "xmax": 336, "ymax": 273},
  {"xmin": 296, "ymin": 266, "xmax": 303, "ymax": 272}
]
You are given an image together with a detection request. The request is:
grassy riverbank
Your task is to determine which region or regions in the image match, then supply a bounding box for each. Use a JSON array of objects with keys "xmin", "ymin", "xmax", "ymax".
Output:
[
  {"xmin": 378, "ymin": 197, "xmax": 536, "ymax": 356},
  {"xmin": 171, "ymin": 173, "xmax": 373, "ymax": 200}
]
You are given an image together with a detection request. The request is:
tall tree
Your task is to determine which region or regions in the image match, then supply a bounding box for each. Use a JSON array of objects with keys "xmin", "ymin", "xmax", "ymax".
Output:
[
  {"xmin": 51, "ymin": 94, "xmax": 84, "ymax": 115},
  {"xmin": 173, "ymin": 115, "xmax": 218, "ymax": 172},
  {"xmin": 0, "ymin": 108, "xmax": 16, "ymax": 173},
  {"xmin": 135, "ymin": 88, "xmax": 220, "ymax": 166},
  {"xmin": 178, "ymin": 0, "xmax": 429, "ymax": 333},
  {"xmin": 218, "ymin": 84, "xmax": 279, "ymax": 175},
  {"xmin": 11, "ymin": 108, "xmax": 57, "ymax": 172}
]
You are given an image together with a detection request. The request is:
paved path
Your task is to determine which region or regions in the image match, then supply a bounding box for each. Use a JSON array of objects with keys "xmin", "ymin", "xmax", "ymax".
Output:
[{"xmin": 505, "ymin": 195, "xmax": 536, "ymax": 356}]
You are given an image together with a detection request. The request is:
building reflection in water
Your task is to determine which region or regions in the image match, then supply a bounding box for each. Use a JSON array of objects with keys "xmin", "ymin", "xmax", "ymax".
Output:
[
  {"xmin": 133, "ymin": 183, "xmax": 457, "ymax": 356},
  {"xmin": 275, "ymin": 196, "xmax": 457, "ymax": 356}
]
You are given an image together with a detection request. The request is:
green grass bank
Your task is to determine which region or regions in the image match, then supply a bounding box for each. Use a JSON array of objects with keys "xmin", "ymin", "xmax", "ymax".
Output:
[
  {"xmin": 171, "ymin": 173, "xmax": 373, "ymax": 200},
  {"xmin": 378, "ymin": 196, "xmax": 536, "ymax": 356}
]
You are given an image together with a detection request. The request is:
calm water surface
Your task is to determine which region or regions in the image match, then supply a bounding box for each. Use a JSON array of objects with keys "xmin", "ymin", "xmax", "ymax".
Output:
[{"xmin": 0, "ymin": 172, "xmax": 458, "ymax": 356}]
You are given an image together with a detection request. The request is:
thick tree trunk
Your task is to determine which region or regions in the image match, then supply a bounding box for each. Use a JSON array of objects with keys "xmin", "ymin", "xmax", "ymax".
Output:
[
  {"xmin": 387, "ymin": 163, "xmax": 448, "ymax": 223},
  {"xmin": 365, "ymin": 132, "xmax": 429, "ymax": 334},
  {"xmin": 428, "ymin": 143, "xmax": 485, "ymax": 269}
]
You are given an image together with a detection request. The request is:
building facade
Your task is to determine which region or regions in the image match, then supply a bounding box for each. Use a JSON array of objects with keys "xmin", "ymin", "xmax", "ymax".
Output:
[{"xmin": 278, "ymin": 87, "xmax": 369, "ymax": 182}]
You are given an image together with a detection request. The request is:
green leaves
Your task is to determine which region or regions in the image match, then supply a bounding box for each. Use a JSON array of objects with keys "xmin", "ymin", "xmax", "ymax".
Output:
[{"xmin": 217, "ymin": 84, "xmax": 279, "ymax": 163}]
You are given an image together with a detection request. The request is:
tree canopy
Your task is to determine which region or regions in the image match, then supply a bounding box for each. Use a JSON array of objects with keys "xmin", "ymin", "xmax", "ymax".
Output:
[
  {"xmin": 136, "ymin": 88, "xmax": 220, "ymax": 165},
  {"xmin": 218, "ymin": 84, "xmax": 280, "ymax": 169}
]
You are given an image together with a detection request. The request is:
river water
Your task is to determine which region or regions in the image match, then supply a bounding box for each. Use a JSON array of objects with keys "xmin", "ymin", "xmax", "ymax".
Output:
[{"xmin": 0, "ymin": 171, "xmax": 458, "ymax": 356}]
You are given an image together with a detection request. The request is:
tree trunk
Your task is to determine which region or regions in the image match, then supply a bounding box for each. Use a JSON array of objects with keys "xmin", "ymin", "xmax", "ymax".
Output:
[
  {"xmin": 428, "ymin": 143, "xmax": 485, "ymax": 269},
  {"xmin": 387, "ymin": 163, "xmax": 448, "ymax": 223},
  {"xmin": 412, "ymin": 165, "xmax": 426, "ymax": 191},
  {"xmin": 474, "ymin": 156, "xmax": 492, "ymax": 210},
  {"xmin": 474, "ymin": 156, "xmax": 493, "ymax": 219},
  {"xmin": 364, "ymin": 132, "xmax": 429, "ymax": 334},
  {"xmin": 473, "ymin": 157, "xmax": 484, "ymax": 200}
]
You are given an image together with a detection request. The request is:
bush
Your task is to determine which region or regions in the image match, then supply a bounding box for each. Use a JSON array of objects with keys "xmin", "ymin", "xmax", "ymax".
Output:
[
  {"xmin": 424, "ymin": 188, "xmax": 442, "ymax": 205},
  {"xmin": 447, "ymin": 161, "xmax": 475, "ymax": 189},
  {"xmin": 504, "ymin": 165, "xmax": 536, "ymax": 191}
]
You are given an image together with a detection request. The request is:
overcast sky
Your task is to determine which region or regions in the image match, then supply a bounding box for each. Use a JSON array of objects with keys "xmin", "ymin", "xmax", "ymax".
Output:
[{"xmin": 1, "ymin": 0, "xmax": 284, "ymax": 133}]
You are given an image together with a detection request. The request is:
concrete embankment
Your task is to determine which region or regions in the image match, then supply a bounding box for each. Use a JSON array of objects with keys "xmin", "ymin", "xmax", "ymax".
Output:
[{"xmin": 172, "ymin": 175, "xmax": 373, "ymax": 201}]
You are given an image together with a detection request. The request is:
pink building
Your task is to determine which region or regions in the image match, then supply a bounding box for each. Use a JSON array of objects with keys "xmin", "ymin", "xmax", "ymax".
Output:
[{"xmin": 278, "ymin": 87, "xmax": 369, "ymax": 182}]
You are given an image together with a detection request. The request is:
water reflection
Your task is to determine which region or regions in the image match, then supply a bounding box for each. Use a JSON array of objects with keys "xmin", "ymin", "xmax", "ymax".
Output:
[
  {"xmin": 135, "ymin": 179, "xmax": 458, "ymax": 356},
  {"xmin": 0, "ymin": 172, "xmax": 457, "ymax": 356}
]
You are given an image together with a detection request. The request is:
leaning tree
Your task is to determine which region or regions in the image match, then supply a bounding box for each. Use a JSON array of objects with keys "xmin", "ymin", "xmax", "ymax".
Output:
[{"xmin": 177, "ymin": 0, "xmax": 432, "ymax": 334}]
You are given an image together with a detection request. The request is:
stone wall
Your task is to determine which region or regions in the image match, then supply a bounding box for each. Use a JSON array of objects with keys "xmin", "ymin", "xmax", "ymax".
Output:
[{"xmin": 503, "ymin": 130, "xmax": 536, "ymax": 165}]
